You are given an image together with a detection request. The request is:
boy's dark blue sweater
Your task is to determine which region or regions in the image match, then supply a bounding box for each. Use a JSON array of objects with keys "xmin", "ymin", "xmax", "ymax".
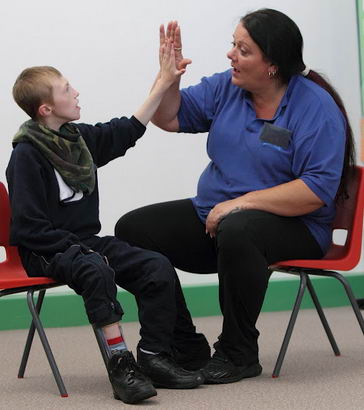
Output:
[{"xmin": 6, "ymin": 116, "xmax": 145, "ymax": 261}]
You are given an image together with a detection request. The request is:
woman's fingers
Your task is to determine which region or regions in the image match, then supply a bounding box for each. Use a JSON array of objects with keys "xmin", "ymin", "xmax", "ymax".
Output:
[
  {"xmin": 174, "ymin": 25, "xmax": 182, "ymax": 49},
  {"xmin": 166, "ymin": 21, "xmax": 175, "ymax": 41},
  {"xmin": 179, "ymin": 58, "xmax": 192, "ymax": 70},
  {"xmin": 160, "ymin": 21, "xmax": 190, "ymax": 72},
  {"xmin": 205, "ymin": 213, "xmax": 217, "ymax": 238},
  {"xmin": 159, "ymin": 24, "xmax": 165, "ymax": 47}
]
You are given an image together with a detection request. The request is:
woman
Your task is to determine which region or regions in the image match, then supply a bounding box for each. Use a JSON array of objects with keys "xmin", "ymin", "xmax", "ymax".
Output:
[{"xmin": 115, "ymin": 9, "xmax": 355, "ymax": 384}]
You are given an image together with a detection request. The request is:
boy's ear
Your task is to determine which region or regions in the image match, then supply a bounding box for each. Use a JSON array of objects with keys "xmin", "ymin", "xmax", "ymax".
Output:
[{"xmin": 38, "ymin": 103, "xmax": 52, "ymax": 118}]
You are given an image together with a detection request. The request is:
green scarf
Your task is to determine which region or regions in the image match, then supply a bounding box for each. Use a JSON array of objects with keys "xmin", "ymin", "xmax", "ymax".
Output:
[{"xmin": 13, "ymin": 120, "xmax": 95, "ymax": 195}]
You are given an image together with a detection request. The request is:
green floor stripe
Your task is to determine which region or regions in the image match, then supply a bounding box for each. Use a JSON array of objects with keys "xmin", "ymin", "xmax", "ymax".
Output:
[{"xmin": 1, "ymin": 273, "xmax": 363, "ymax": 331}]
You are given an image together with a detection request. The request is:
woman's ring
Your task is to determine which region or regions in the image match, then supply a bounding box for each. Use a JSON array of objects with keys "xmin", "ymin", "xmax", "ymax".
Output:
[{"xmin": 174, "ymin": 47, "xmax": 182, "ymax": 51}]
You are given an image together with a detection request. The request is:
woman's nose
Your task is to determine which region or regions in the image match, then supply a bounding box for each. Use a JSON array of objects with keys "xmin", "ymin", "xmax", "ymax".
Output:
[{"xmin": 227, "ymin": 48, "xmax": 234, "ymax": 60}]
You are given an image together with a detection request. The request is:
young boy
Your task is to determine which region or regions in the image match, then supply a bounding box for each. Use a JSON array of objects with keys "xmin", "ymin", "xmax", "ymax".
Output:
[{"xmin": 6, "ymin": 41, "xmax": 205, "ymax": 405}]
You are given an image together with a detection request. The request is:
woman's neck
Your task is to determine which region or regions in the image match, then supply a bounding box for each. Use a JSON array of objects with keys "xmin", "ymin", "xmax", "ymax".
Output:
[{"xmin": 251, "ymin": 81, "xmax": 288, "ymax": 120}]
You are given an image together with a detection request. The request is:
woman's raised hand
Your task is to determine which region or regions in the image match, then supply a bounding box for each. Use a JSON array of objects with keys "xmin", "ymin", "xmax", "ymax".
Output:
[
  {"xmin": 159, "ymin": 38, "xmax": 186, "ymax": 85},
  {"xmin": 159, "ymin": 21, "xmax": 192, "ymax": 72}
]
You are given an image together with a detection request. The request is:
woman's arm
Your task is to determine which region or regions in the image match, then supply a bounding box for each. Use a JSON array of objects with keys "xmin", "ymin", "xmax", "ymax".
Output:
[
  {"xmin": 151, "ymin": 80, "xmax": 181, "ymax": 132},
  {"xmin": 133, "ymin": 39, "xmax": 185, "ymax": 126},
  {"xmin": 206, "ymin": 179, "xmax": 324, "ymax": 237},
  {"xmin": 152, "ymin": 22, "xmax": 192, "ymax": 132}
]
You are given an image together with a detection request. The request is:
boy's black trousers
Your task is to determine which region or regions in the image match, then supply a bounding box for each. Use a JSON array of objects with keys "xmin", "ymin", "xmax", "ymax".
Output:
[{"xmin": 23, "ymin": 235, "xmax": 197, "ymax": 354}]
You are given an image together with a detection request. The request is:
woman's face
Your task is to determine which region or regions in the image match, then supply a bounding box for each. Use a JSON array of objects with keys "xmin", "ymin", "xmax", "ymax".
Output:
[{"xmin": 227, "ymin": 23, "xmax": 275, "ymax": 92}]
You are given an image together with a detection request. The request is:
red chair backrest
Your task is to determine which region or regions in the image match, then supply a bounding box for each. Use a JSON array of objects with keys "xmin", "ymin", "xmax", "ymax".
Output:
[
  {"xmin": 0, "ymin": 182, "xmax": 11, "ymax": 247},
  {"xmin": 0, "ymin": 181, "xmax": 57, "ymax": 288},
  {"xmin": 272, "ymin": 166, "xmax": 364, "ymax": 271},
  {"xmin": 0, "ymin": 181, "xmax": 28, "ymax": 276},
  {"xmin": 323, "ymin": 166, "xmax": 364, "ymax": 267}
]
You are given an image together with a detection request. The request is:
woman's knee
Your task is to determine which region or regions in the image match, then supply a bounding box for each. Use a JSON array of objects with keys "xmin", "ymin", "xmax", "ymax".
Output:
[
  {"xmin": 115, "ymin": 209, "xmax": 141, "ymax": 243},
  {"xmin": 217, "ymin": 210, "xmax": 267, "ymax": 250}
]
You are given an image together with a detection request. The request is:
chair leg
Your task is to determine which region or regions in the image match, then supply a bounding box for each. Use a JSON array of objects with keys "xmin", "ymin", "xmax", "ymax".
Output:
[
  {"xmin": 306, "ymin": 277, "xmax": 340, "ymax": 356},
  {"xmin": 357, "ymin": 298, "xmax": 364, "ymax": 309},
  {"xmin": 92, "ymin": 325, "xmax": 112, "ymax": 370},
  {"xmin": 26, "ymin": 289, "xmax": 68, "ymax": 397},
  {"xmin": 328, "ymin": 272, "xmax": 364, "ymax": 334},
  {"xmin": 272, "ymin": 272, "xmax": 307, "ymax": 378},
  {"xmin": 18, "ymin": 289, "xmax": 46, "ymax": 378}
]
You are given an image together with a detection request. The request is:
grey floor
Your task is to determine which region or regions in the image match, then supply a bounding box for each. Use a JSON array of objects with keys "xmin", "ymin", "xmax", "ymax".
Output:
[{"xmin": 1, "ymin": 307, "xmax": 364, "ymax": 410}]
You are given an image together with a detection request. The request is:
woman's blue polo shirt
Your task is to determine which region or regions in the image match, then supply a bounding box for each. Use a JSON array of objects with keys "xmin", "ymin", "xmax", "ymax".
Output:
[{"xmin": 177, "ymin": 69, "xmax": 346, "ymax": 252}]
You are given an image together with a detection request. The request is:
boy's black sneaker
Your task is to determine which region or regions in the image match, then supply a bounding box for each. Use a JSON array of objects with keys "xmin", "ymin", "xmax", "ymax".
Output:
[
  {"xmin": 137, "ymin": 349, "xmax": 204, "ymax": 389},
  {"xmin": 202, "ymin": 350, "xmax": 262, "ymax": 384},
  {"xmin": 173, "ymin": 333, "xmax": 211, "ymax": 371},
  {"xmin": 107, "ymin": 350, "xmax": 157, "ymax": 404}
]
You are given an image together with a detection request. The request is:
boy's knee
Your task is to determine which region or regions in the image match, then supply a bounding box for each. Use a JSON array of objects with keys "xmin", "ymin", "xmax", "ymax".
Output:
[
  {"xmin": 131, "ymin": 251, "xmax": 176, "ymax": 295},
  {"xmin": 55, "ymin": 250, "xmax": 116, "ymax": 295},
  {"xmin": 148, "ymin": 251, "xmax": 175, "ymax": 280}
]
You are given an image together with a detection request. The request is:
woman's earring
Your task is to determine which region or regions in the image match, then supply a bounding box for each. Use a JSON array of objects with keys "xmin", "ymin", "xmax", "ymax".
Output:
[{"xmin": 268, "ymin": 70, "xmax": 277, "ymax": 78}]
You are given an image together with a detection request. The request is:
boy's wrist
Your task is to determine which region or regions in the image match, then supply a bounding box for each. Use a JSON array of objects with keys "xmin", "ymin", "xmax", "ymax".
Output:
[{"xmin": 153, "ymin": 77, "xmax": 172, "ymax": 94}]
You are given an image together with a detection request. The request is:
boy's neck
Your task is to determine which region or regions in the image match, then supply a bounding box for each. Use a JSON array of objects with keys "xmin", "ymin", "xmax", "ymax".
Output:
[{"xmin": 38, "ymin": 118, "xmax": 66, "ymax": 132}]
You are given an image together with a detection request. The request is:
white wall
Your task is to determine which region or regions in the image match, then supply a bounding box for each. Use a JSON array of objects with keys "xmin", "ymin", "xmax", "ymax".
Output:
[{"xmin": 0, "ymin": 0, "xmax": 362, "ymax": 287}]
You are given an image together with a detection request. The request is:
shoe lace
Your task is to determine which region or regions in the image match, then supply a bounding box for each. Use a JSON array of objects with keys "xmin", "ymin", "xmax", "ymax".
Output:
[{"xmin": 115, "ymin": 354, "xmax": 147, "ymax": 385}]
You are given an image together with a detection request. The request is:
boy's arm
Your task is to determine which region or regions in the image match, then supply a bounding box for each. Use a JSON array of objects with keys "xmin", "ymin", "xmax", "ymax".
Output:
[
  {"xmin": 6, "ymin": 145, "xmax": 82, "ymax": 256},
  {"xmin": 77, "ymin": 40, "xmax": 186, "ymax": 167}
]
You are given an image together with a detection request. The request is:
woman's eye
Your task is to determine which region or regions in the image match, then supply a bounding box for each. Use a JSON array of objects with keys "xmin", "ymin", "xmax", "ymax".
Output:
[{"xmin": 231, "ymin": 42, "xmax": 247, "ymax": 55}]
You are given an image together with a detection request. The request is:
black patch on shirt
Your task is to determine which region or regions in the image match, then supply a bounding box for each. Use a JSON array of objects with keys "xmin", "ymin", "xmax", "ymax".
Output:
[{"xmin": 259, "ymin": 122, "xmax": 292, "ymax": 149}]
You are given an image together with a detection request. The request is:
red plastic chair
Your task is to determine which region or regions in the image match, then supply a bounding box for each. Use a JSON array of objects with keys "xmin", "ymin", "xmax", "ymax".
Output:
[
  {"xmin": 0, "ymin": 181, "xmax": 67, "ymax": 397},
  {"xmin": 270, "ymin": 166, "xmax": 364, "ymax": 377}
]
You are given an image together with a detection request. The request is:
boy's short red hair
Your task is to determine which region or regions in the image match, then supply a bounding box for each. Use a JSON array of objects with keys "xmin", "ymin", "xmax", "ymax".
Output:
[{"xmin": 13, "ymin": 66, "xmax": 62, "ymax": 119}]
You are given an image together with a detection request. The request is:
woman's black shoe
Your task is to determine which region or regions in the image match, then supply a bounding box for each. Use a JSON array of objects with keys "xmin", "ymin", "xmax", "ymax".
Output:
[
  {"xmin": 107, "ymin": 350, "xmax": 157, "ymax": 404},
  {"xmin": 137, "ymin": 349, "xmax": 204, "ymax": 389},
  {"xmin": 202, "ymin": 350, "xmax": 262, "ymax": 384}
]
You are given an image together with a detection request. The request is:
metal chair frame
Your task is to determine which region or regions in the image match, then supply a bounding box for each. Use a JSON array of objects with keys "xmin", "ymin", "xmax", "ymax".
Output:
[
  {"xmin": 269, "ymin": 166, "xmax": 364, "ymax": 377},
  {"xmin": 0, "ymin": 181, "xmax": 110, "ymax": 396}
]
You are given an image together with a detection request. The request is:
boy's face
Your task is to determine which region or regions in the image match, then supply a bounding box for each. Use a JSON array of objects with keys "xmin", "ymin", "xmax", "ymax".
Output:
[{"xmin": 47, "ymin": 76, "xmax": 81, "ymax": 126}]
